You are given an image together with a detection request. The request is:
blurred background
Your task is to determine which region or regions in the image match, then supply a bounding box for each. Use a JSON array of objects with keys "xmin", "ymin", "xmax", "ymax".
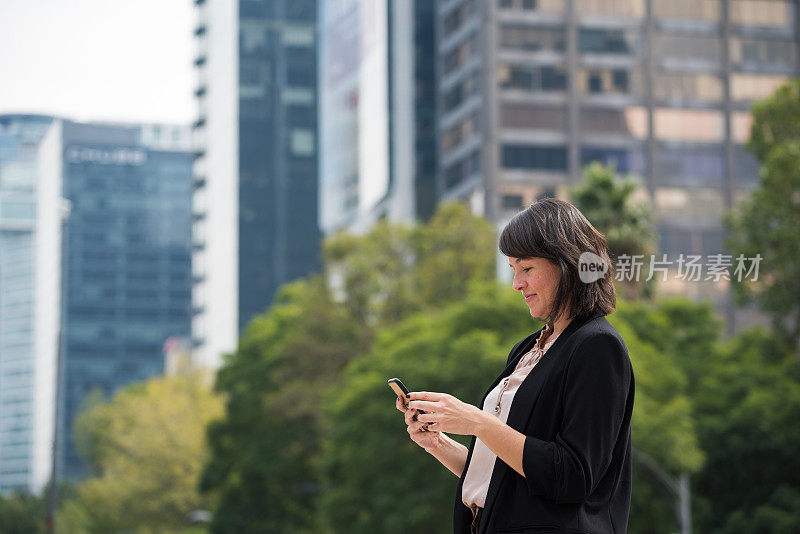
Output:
[{"xmin": 0, "ymin": 0, "xmax": 798, "ymax": 533}]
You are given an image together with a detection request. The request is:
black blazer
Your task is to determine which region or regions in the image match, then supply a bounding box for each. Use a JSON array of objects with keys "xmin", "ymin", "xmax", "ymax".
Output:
[{"xmin": 453, "ymin": 311, "xmax": 634, "ymax": 534}]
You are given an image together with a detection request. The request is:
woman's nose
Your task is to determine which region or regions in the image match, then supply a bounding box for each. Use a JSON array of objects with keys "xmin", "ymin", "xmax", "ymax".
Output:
[{"xmin": 513, "ymin": 275, "xmax": 525, "ymax": 291}]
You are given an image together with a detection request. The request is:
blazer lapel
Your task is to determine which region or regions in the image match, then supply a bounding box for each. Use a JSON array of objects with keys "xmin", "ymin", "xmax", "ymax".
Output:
[{"xmin": 478, "ymin": 312, "xmax": 603, "ymax": 532}]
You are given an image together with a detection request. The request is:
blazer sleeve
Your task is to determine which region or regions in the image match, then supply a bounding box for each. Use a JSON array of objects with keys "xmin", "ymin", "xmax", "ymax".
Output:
[{"xmin": 520, "ymin": 332, "xmax": 631, "ymax": 503}]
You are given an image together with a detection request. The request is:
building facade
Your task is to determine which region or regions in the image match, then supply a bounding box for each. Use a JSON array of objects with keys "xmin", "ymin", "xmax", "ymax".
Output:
[
  {"xmin": 436, "ymin": 0, "xmax": 799, "ymax": 321},
  {"xmin": 0, "ymin": 114, "xmax": 54, "ymax": 494},
  {"xmin": 38, "ymin": 120, "xmax": 194, "ymax": 481},
  {"xmin": 319, "ymin": 0, "xmax": 438, "ymax": 234},
  {"xmin": 191, "ymin": 0, "xmax": 321, "ymax": 367}
]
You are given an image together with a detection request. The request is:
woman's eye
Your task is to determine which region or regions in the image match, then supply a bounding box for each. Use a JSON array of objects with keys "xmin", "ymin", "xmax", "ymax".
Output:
[{"xmin": 523, "ymin": 267, "xmax": 532, "ymax": 272}]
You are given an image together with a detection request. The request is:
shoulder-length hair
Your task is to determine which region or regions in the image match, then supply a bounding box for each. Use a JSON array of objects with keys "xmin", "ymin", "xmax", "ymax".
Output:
[{"xmin": 498, "ymin": 198, "xmax": 616, "ymax": 321}]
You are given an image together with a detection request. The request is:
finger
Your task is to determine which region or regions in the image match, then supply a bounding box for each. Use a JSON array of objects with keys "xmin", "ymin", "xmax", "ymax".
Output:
[
  {"xmin": 408, "ymin": 400, "xmax": 437, "ymax": 412},
  {"xmin": 408, "ymin": 421, "xmax": 427, "ymax": 434},
  {"xmin": 416, "ymin": 413, "xmax": 434, "ymax": 423},
  {"xmin": 405, "ymin": 409, "xmax": 417, "ymax": 425},
  {"xmin": 407, "ymin": 391, "xmax": 444, "ymax": 402},
  {"xmin": 396, "ymin": 397, "xmax": 407, "ymax": 412}
]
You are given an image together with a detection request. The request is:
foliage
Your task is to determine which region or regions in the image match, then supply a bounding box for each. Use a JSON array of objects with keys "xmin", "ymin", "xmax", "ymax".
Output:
[
  {"xmin": 200, "ymin": 276, "xmax": 367, "ymax": 534},
  {"xmin": 57, "ymin": 374, "xmax": 222, "ymax": 534},
  {"xmin": 0, "ymin": 492, "xmax": 45, "ymax": 534},
  {"xmin": 691, "ymin": 328, "xmax": 800, "ymax": 533},
  {"xmin": 568, "ymin": 162, "xmax": 656, "ymax": 260},
  {"xmin": 323, "ymin": 202, "xmax": 495, "ymax": 327},
  {"xmin": 315, "ymin": 282, "xmax": 536, "ymax": 534},
  {"xmin": 568, "ymin": 162, "xmax": 657, "ymax": 299},
  {"xmin": 747, "ymin": 78, "xmax": 800, "ymax": 163},
  {"xmin": 725, "ymin": 142, "xmax": 800, "ymax": 345}
]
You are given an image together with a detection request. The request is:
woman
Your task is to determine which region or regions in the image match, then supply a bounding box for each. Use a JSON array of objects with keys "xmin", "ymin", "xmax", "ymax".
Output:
[{"xmin": 396, "ymin": 198, "xmax": 634, "ymax": 534}]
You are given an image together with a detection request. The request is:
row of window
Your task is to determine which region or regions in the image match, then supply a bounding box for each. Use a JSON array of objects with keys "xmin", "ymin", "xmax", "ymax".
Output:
[
  {"xmin": 497, "ymin": 0, "xmax": 794, "ymax": 28},
  {"xmin": 498, "ymin": 142, "xmax": 759, "ymax": 185},
  {"xmin": 499, "ymin": 25, "xmax": 796, "ymax": 69},
  {"xmin": 497, "ymin": 62, "xmax": 787, "ymax": 103}
]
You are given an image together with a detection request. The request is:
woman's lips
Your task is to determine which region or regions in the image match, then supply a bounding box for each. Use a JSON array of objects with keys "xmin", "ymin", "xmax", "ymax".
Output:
[{"xmin": 525, "ymin": 294, "xmax": 536, "ymax": 302}]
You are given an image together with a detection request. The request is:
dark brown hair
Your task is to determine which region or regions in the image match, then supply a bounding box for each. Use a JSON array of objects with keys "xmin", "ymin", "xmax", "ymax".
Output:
[{"xmin": 498, "ymin": 198, "xmax": 616, "ymax": 321}]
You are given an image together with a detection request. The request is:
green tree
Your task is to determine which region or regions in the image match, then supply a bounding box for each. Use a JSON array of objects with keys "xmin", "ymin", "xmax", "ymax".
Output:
[
  {"xmin": 691, "ymin": 328, "xmax": 800, "ymax": 533},
  {"xmin": 316, "ymin": 282, "xmax": 536, "ymax": 534},
  {"xmin": 725, "ymin": 142, "xmax": 800, "ymax": 346},
  {"xmin": 568, "ymin": 162, "xmax": 657, "ymax": 299},
  {"xmin": 202, "ymin": 203, "xmax": 495, "ymax": 533},
  {"xmin": 323, "ymin": 202, "xmax": 496, "ymax": 327},
  {"xmin": 200, "ymin": 276, "xmax": 367, "ymax": 534},
  {"xmin": 57, "ymin": 374, "xmax": 222, "ymax": 534},
  {"xmin": 747, "ymin": 78, "xmax": 800, "ymax": 163},
  {"xmin": 0, "ymin": 492, "xmax": 45, "ymax": 534}
]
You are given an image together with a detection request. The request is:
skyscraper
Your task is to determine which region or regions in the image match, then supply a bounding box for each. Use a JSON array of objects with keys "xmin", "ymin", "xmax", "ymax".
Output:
[
  {"xmin": 191, "ymin": 0, "xmax": 321, "ymax": 368},
  {"xmin": 436, "ymin": 0, "xmax": 798, "ymax": 323},
  {"xmin": 318, "ymin": 0, "xmax": 438, "ymax": 234},
  {"xmin": 37, "ymin": 120, "xmax": 194, "ymax": 481},
  {"xmin": 0, "ymin": 114, "xmax": 54, "ymax": 494}
]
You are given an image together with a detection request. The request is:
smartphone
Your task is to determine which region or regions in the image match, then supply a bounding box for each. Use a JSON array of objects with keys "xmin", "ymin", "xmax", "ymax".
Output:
[{"xmin": 387, "ymin": 378, "xmax": 426, "ymax": 414}]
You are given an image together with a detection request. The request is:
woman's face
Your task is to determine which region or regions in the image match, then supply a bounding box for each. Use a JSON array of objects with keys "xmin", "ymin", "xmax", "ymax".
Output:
[{"xmin": 508, "ymin": 256, "xmax": 561, "ymax": 320}]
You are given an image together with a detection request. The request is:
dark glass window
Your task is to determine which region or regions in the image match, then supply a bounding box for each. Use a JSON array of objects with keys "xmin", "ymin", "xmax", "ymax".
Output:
[
  {"xmin": 502, "ymin": 144, "xmax": 567, "ymax": 170},
  {"xmin": 502, "ymin": 194, "xmax": 524, "ymax": 209},
  {"xmin": 579, "ymin": 28, "xmax": 638, "ymax": 54},
  {"xmin": 499, "ymin": 65, "xmax": 567, "ymax": 92}
]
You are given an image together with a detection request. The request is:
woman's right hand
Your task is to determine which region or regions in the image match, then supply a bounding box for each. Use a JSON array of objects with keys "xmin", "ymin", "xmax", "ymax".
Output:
[{"xmin": 396, "ymin": 396, "xmax": 441, "ymax": 451}]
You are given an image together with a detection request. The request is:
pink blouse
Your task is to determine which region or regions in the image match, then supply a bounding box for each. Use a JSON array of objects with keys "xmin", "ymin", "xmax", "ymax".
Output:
[{"xmin": 461, "ymin": 323, "xmax": 559, "ymax": 511}]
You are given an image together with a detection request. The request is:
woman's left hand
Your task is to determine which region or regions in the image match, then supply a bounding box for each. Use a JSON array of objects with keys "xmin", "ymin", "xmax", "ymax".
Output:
[{"xmin": 408, "ymin": 391, "xmax": 486, "ymax": 436}]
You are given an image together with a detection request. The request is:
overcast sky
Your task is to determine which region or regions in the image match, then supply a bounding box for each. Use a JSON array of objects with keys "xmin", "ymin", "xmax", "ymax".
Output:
[{"xmin": 0, "ymin": 0, "xmax": 195, "ymax": 125}]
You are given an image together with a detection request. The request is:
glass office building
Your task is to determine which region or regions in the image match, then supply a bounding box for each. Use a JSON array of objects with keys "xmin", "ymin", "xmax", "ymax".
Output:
[
  {"xmin": 0, "ymin": 114, "xmax": 53, "ymax": 494},
  {"xmin": 319, "ymin": 0, "xmax": 437, "ymax": 233},
  {"xmin": 37, "ymin": 120, "xmax": 194, "ymax": 481},
  {"xmin": 191, "ymin": 0, "xmax": 321, "ymax": 367},
  {"xmin": 436, "ymin": 0, "xmax": 798, "ymax": 325}
]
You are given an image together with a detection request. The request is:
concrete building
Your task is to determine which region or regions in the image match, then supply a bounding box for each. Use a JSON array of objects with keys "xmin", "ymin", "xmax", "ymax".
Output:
[
  {"xmin": 318, "ymin": 0, "xmax": 438, "ymax": 234},
  {"xmin": 435, "ymin": 0, "xmax": 798, "ymax": 326},
  {"xmin": 191, "ymin": 0, "xmax": 321, "ymax": 368},
  {"xmin": 0, "ymin": 114, "xmax": 54, "ymax": 494}
]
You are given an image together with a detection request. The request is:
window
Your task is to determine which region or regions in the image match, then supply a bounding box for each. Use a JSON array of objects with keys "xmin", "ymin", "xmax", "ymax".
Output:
[
  {"xmin": 654, "ymin": 109, "xmax": 724, "ymax": 142},
  {"xmin": 579, "ymin": 28, "xmax": 639, "ymax": 54},
  {"xmin": 501, "ymin": 104, "xmax": 566, "ymax": 130},
  {"xmin": 502, "ymin": 144, "xmax": 567, "ymax": 170},
  {"xmin": 444, "ymin": 150, "xmax": 481, "ymax": 188},
  {"xmin": 500, "ymin": 25, "xmax": 566, "ymax": 52},
  {"xmin": 730, "ymin": 0, "xmax": 794, "ymax": 28},
  {"xmin": 576, "ymin": 0, "xmax": 645, "ymax": 18},
  {"xmin": 290, "ymin": 129, "xmax": 315, "ymax": 156},
  {"xmin": 443, "ymin": 1, "xmax": 475, "ymax": 38},
  {"xmin": 655, "ymin": 34, "xmax": 721, "ymax": 64},
  {"xmin": 502, "ymin": 194, "xmax": 524, "ymax": 210},
  {"xmin": 656, "ymin": 144, "xmax": 724, "ymax": 187},
  {"xmin": 730, "ymin": 38, "xmax": 795, "ymax": 69},
  {"xmin": 730, "ymin": 74, "xmax": 787, "ymax": 102},
  {"xmin": 442, "ymin": 113, "xmax": 480, "ymax": 152},
  {"xmin": 443, "ymin": 35, "xmax": 478, "ymax": 75},
  {"xmin": 498, "ymin": 64, "xmax": 567, "ymax": 92},
  {"xmin": 654, "ymin": 73, "xmax": 722, "ymax": 102},
  {"xmin": 443, "ymin": 72, "xmax": 480, "ymax": 112},
  {"xmin": 653, "ymin": 0, "xmax": 720, "ymax": 21},
  {"xmin": 579, "ymin": 68, "xmax": 639, "ymax": 95},
  {"xmin": 579, "ymin": 107, "xmax": 649, "ymax": 139},
  {"xmin": 581, "ymin": 146, "xmax": 646, "ymax": 174}
]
